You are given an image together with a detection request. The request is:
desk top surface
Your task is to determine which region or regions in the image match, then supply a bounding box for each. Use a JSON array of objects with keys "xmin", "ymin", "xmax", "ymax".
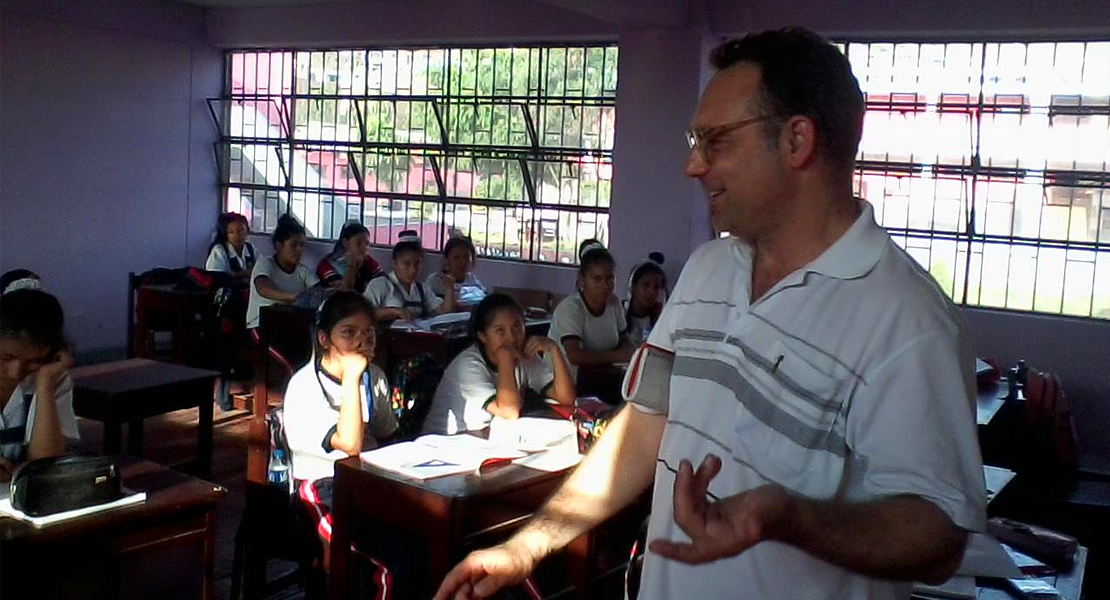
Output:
[
  {"xmin": 71, "ymin": 359, "xmax": 218, "ymax": 395},
  {"xmin": 0, "ymin": 458, "xmax": 224, "ymax": 543},
  {"xmin": 335, "ymin": 454, "xmax": 569, "ymax": 500}
]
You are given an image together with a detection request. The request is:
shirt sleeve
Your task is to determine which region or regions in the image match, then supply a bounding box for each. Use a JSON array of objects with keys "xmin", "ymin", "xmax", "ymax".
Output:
[
  {"xmin": 455, "ymin": 353, "xmax": 500, "ymax": 422},
  {"xmin": 365, "ymin": 365, "xmax": 398, "ymax": 439},
  {"xmin": 363, "ymin": 277, "xmax": 393, "ymax": 308},
  {"xmin": 251, "ymin": 256, "xmax": 274, "ymax": 286},
  {"xmin": 846, "ymin": 329, "xmax": 987, "ymax": 533},
  {"xmin": 550, "ymin": 298, "xmax": 585, "ymax": 344},
  {"xmin": 316, "ymin": 255, "xmax": 341, "ymax": 284},
  {"xmin": 365, "ymin": 256, "xmax": 385, "ymax": 279},
  {"xmin": 205, "ymin": 246, "xmax": 230, "ymax": 273},
  {"xmin": 25, "ymin": 374, "xmax": 80, "ymax": 444},
  {"xmin": 282, "ymin": 368, "xmax": 346, "ymax": 463}
]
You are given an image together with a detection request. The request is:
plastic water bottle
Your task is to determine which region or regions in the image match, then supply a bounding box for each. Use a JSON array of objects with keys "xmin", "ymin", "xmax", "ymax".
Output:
[{"xmin": 268, "ymin": 449, "xmax": 290, "ymax": 491}]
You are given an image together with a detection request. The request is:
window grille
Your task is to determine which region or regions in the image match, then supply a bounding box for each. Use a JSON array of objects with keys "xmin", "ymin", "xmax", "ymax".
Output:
[
  {"xmin": 841, "ymin": 41, "xmax": 1110, "ymax": 319},
  {"xmin": 213, "ymin": 45, "xmax": 618, "ymax": 264}
]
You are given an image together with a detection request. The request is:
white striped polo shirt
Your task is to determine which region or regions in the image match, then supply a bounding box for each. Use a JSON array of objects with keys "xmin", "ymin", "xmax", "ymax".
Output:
[{"xmin": 629, "ymin": 202, "xmax": 987, "ymax": 600}]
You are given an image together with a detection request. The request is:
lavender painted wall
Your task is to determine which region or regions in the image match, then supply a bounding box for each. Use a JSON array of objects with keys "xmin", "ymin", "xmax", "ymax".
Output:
[{"xmin": 0, "ymin": 1, "xmax": 222, "ymax": 356}]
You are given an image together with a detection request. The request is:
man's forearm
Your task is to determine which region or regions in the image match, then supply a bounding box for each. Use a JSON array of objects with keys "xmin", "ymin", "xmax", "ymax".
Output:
[
  {"xmin": 509, "ymin": 405, "xmax": 664, "ymax": 559},
  {"xmin": 778, "ymin": 493, "xmax": 967, "ymax": 584}
]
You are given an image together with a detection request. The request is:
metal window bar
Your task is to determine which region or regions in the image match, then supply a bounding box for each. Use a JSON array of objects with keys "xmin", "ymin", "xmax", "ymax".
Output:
[
  {"xmin": 841, "ymin": 39, "xmax": 1110, "ymax": 319},
  {"xmin": 219, "ymin": 44, "xmax": 617, "ymax": 265}
]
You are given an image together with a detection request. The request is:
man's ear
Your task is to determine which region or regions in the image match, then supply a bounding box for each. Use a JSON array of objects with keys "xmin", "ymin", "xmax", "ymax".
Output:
[{"xmin": 781, "ymin": 115, "xmax": 818, "ymax": 169}]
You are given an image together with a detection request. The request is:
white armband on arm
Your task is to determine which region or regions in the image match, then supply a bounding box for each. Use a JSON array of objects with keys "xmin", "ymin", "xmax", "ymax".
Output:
[{"xmin": 622, "ymin": 343, "xmax": 674, "ymax": 415}]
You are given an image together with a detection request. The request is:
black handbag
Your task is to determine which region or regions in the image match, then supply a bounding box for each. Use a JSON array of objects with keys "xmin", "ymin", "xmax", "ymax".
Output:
[{"xmin": 9, "ymin": 455, "xmax": 123, "ymax": 517}]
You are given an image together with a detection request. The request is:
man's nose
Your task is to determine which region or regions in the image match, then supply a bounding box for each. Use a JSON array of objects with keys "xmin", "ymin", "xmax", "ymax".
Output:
[{"xmin": 685, "ymin": 147, "xmax": 709, "ymax": 178}]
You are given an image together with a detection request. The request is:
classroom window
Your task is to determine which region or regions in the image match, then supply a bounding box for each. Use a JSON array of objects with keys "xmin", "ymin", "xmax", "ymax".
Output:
[
  {"xmin": 840, "ymin": 40, "xmax": 1110, "ymax": 319},
  {"xmin": 213, "ymin": 45, "xmax": 618, "ymax": 265}
]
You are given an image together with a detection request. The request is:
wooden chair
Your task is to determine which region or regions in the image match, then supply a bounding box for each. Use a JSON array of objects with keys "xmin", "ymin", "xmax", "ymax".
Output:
[{"xmin": 494, "ymin": 286, "xmax": 564, "ymax": 313}]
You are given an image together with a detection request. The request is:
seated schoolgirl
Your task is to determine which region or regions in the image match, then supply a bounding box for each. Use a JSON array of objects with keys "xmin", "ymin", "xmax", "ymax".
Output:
[
  {"xmin": 245, "ymin": 214, "xmax": 319, "ymax": 330},
  {"xmin": 548, "ymin": 240, "xmax": 634, "ymax": 378},
  {"xmin": 425, "ymin": 233, "xmax": 488, "ymax": 308},
  {"xmin": 205, "ymin": 212, "xmax": 256, "ymax": 281},
  {"xmin": 423, "ymin": 293, "xmax": 575, "ymax": 435},
  {"xmin": 316, "ymin": 220, "xmax": 384, "ymax": 294},
  {"xmin": 283, "ymin": 292, "xmax": 397, "ymax": 553},
  {"xmin": 0, "ymin": 289, "xmax": 80, "ymax": 481},
  {"xmin": 623, "ymin": 252, "xmax": 668, "ymax": 346},
  {"xmin": 363, "ymin": 230, "xmax": 457, "ymax": 322}
]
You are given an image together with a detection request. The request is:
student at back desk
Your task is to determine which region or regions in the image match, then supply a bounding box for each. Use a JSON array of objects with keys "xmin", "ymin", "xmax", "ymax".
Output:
[
  {"xmin": 245, "ymin": 214, "xmax": 318, "ymax": 330},
  {"xmin": 548, "ymin": 240, "xmax": 635, "ymax": 390},
  {"xmin": 205, "ymin": 212, "xmax": 256, "ymax": 282},
  {"xmin": 316, "ymin": 220, "xmax": 384, "ymax": 294},
  {"xmin": 364, "ymin": 230, "xmax": 457, "ymax": 322}
]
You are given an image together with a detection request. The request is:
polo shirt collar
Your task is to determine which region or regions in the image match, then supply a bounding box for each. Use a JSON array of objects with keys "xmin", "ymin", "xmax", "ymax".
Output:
[{"xmin": 803, "ymin": 200, "xmax": 887, "ymax": 280}]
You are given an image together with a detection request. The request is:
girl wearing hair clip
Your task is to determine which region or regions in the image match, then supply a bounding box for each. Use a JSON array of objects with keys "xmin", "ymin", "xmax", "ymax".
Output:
[
  {"xmin": 623, "ymin": 252, "xmax": 668, "ymax": 346},
  {"xmin": 316, "ymin": 220, "xmax": 384, "ymax": 294},
  {"xmin": 363, "ymin": 230, "xmax": 457, "ymax": 321},
  {"xmin": 205, "ymin": 212, "xmax": 256, "ymax": 281},
  {"xmin": 0, "ymin": 289, "xmax": 79, "ymax": 481},
  {"xmin": 426, "ymin": 233, "xmax": 489, "ymax": 308},
  {"xmin": 1, "ymin": 269, "xmax": 42, "ymax": 295},
  {"xmin": 547, "ymin": 239, "xmax": 635, "ymax": 379},
  {"xmin": 282, "ymin": 291, "xmax": 397, "ymax": 553}
]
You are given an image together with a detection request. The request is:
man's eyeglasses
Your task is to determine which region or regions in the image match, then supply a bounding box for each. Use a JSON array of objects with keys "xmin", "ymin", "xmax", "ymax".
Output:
[{"xmin": 685, "ymin": 115, "xmax": 776, "ymax": 164}]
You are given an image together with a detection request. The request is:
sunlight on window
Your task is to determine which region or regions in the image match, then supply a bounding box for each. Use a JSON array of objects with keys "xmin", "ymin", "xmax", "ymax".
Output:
[{"xmin": 844, "ymin": 40, "xmax": 1110, "ymax": 319}]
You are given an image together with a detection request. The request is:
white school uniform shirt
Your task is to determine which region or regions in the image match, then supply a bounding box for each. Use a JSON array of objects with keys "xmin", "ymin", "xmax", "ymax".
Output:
[
  {"xmin": 625, "ymin": 201, "xmax": 987, "ymax": 600},
  {"xmin": 0, "ymin": 373, "xmax": 80, "ymax": 462},
  {"xmin": 205, "ymin": 242, "xmax": 255, "ymax": 274},
  {"xmin": 547, "ymin": 293, "xmax": 625, "ymax": 378},
  {"xmin": 422, "ymin": 344, "xmax": 555, "ymax": 435},
  {"xmin": 363, "ymin": 272, "xmax": 443, "ymax": 319},
  {"xmin": 283, "ymin": 362, "xmax": 397, "ymax": 482},
  {"xmin": 245, "ymin": 256, "xmax": 318, "ymax": 329}
]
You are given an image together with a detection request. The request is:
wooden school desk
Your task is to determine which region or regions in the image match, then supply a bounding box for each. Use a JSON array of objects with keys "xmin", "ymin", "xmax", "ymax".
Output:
[
  {"xmin": 71, "ymin": 359, "xmax": 219, "ymax": 479},
  {"xmin": 0, "ymin": 459, "xmax": 225, "ymax": 600},
  {"xmin": 329, "ymin": 454, "xmax": 571, "ymax": 600},
  {"xmin": 130, "ymin": 283, "xmax": 215, "ymax": 366}
]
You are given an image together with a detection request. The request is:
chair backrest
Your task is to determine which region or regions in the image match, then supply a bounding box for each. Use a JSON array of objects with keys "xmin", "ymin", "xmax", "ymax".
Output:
[
  {"xmin": 1023, "ymin": 368, "xmax": 1081, "ymax": 476},
  {"xmin": 494, "ymin": 286, "xmax": 559, "ymax": 313}
]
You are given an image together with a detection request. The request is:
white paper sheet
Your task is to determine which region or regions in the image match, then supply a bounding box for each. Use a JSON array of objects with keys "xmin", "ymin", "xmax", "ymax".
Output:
[{"xmin": 0, "ymin": 491, "xmax": 147, "ymax": 528}]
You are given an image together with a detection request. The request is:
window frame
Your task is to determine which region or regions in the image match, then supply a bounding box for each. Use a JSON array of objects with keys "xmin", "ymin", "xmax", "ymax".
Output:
[
  {"xmin": 837, "ymin": 38, "xmax": 1110, "ymax": 320},
  {"xmin": 212, "ymin": 42, "xmax": 619, "ymax": 266}
]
